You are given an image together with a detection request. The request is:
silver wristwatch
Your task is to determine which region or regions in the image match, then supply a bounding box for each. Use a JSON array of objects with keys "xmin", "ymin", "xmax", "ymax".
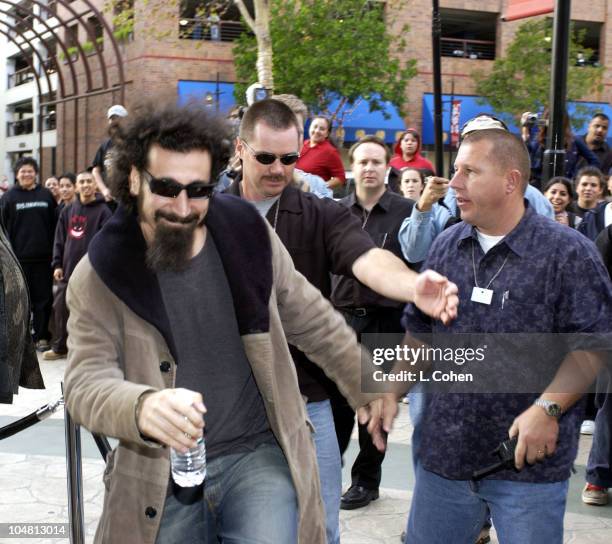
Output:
[{"xmin": 534, "ymin": 398, "xmax": 562, "ymax": 418}]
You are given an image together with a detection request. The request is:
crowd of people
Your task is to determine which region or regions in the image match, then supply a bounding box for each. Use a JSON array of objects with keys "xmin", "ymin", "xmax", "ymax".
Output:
[{"xmin": 0, "ymin": 96, "xmax": 611, "ymax": 544}]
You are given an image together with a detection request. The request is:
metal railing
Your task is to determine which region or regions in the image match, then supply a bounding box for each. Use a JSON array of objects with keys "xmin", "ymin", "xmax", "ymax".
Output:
[
  {"xmin": 441, "ymin": 37, "xmax": 495, "ymax": 60},
  {"xmin": 11, "ymin": 14, "xmax": 35, "ymax": 36},
  {"xmin": 6, "ymin": 118, "xmax": 34, "ymax": 137},
  {"xmin": 0, "ymin": 393, "xmax": 112, "ymax": 544},
  {"xmin": 178, "ymin": 18, "xmax": 245, "ymax": 42},
  {"xmin": 7, "ymin": 66, "xmax": 34, "ymax": 88}
]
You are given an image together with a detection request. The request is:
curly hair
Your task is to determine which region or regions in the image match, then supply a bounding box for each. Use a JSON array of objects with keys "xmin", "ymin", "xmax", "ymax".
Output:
[{"xmin": 108, "ymin": 101, "xmax": 232, "ymax": 213}]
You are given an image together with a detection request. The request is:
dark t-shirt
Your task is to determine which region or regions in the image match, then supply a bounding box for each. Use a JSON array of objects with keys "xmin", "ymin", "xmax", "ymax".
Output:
[
  {"xmin": 158, "ymin": 235, "xmax": 273, "ymax": 460},
  {"xmin": 92, "ymin": 138, "xmax": 114, "ymax": 181},
  {"xmin": 569, "ymin": 202, "xmax": 596, "ymax": 218},
  {"xmin": 577, "ymin": 135, "xmax": 612, "ymax": 175}
]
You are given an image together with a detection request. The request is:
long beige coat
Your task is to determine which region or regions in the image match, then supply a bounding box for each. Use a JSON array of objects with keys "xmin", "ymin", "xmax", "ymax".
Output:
[{"xmin": 64, "ymin": 226, "xmax": 378, "ymax": 544}]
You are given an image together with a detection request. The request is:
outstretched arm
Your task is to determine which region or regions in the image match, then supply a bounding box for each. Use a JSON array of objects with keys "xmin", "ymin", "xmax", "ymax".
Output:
[{"xmin": 351, "ymin": 248, "xmax": 458, "ymax": 324}]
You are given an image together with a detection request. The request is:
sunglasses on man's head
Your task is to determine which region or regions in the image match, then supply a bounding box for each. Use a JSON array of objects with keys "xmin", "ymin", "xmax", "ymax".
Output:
[
  {"xmin": 142, "ymin": 169, "xmax": 216, "ymax": 199},
  {"xmin": 241, "ymin": 139, "xmax": 300, "ymax": 166}
]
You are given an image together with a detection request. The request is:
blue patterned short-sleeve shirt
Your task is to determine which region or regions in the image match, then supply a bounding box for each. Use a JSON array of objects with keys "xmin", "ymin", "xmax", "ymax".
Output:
[{"xmin": 403, "ymin": 204, "xmax": 612, "ymax": 482}]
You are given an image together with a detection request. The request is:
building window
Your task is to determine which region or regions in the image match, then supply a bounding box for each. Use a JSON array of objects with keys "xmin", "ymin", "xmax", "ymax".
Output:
[
  {"xmin": 179, "ymin": 0, "xmax": 247, "ymax": 42},
  {"xmin": 86, "ymin": 16, "xmax": 104, "ymax": 53},
  {"xmin": 440, "ymin": 8, "xmax": 497, "ymax": 60},
  {"xmin": 6, "ymin": 100, "xmax": 34, "ymax": 137},
  {"xmin": 12, "ymin": 1, "xmax": 35, "ymax": 36},
  {"xmin": 112, "ymin": 0, "xmax": 134, "ymax": 42},
  {"xmin": 41, "ymin": 92, "xmax": 56, "ymax": 131},
  {"xmin": 7, "ymin": 54, "xmax": 34, "ymax": 88},
  {"xmin": 572, "ymin": 20, "xmax": 602, "ymax": 66},
  {"xmin": 64, "ymin": 23, "xmax": 79, "ymax": 61}
]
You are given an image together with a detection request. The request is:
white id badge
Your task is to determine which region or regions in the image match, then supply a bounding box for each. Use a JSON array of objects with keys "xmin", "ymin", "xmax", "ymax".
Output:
[{"xmin": 471, "ymin": 287, "xmax": 493, "ymax": 305}]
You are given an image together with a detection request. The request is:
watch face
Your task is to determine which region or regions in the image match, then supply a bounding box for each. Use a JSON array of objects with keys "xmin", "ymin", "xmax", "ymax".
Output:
[{"xmin": 547, "ymin": 403, "xmax": 562, "ymax": 417}]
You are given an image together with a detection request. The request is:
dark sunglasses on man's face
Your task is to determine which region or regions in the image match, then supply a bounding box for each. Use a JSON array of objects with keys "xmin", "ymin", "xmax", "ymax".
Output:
[
  {"xmin": 142, "ymin": 169, "xmax": 216, "ymax": 199},
  {"xmin": 241, "ymin": 139, "xmax": 300, "ymax": 166}
]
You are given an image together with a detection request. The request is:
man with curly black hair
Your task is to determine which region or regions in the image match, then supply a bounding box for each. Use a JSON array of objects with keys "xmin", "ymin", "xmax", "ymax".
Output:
[{"xmin": 63, "ymin": 100, "xmax": 406, "ymax": 544}]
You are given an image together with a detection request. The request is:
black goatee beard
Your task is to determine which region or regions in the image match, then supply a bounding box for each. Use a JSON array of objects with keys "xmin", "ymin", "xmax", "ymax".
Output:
[{"xmin": 145, "ymin": 211, "xmax": 200, "ymax": 273}]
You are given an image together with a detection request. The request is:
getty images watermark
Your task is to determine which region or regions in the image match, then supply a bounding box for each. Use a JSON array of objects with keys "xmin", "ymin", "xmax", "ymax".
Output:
[
  {"xmin": 360, "ymin": 333, "xmax": 612, "ymax": 394},
  {"xmin": 371, "ymin": 344, "xmax": 487, "ymax": 383}
]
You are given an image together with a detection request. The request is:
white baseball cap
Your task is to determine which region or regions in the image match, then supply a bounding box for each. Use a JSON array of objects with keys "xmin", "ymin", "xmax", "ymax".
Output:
[
  {"xmin": 460, "ymin": 115, "xmax": 508, "ymax": 137},
  {"xmin": 107, "ymin": 104, "xmax": 128, "ymax": 119}
]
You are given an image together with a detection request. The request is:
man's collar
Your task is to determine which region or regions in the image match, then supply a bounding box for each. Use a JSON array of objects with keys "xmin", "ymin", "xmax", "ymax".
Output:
[
  {"xmin": 582, "ymin": 133, "xmax": 609, "ymax": 152},
  {"xmin": 277, "ymin": 183, "xmax": 302, "ymax": 213},
  {"xmin": 457, "ymin": 201, "xmax": 536, "ymax": 258},
  {"xmin": 226, "ymin": 178, "xmax": 302, "ymax": 214},
  {"xmin": 346, "ymin": 187, "xmax": 393, "ymax": 212}
]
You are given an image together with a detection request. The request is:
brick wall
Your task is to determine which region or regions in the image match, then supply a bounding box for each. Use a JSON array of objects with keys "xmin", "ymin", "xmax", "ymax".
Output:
[
  {"xmin": 56, "ymin": 0, "xmax": 235, "ymax": 173},
  {"xmin": 55, "ymin": 0, "xmax": 611, "ymax": 167}
]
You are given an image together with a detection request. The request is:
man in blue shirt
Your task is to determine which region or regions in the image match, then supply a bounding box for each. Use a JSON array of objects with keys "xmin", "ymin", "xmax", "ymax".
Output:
[
  {"xmin": 369, "ymin": 127, "xmax": 612, "ymax": 543},
  {"xmin": 398, "ymin": 115, "xmax": 554, "ymax": 265}
]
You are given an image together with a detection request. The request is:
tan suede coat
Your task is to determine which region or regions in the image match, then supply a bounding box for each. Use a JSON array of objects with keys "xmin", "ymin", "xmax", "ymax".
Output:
[{"xmin": 64, "ymin": 223, "xmax": 377, "ymax": 544}]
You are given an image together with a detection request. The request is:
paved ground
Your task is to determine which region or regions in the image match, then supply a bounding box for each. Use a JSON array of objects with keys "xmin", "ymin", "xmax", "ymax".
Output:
[{"xmin": 1, "ymin": 356, "xmax": 611, "ymax": 543}]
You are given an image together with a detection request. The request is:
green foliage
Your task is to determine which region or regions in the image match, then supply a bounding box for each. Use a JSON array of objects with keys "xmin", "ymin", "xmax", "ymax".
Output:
[
  {"xmin": 103, "ymin": 0, "xmax": 135, "ymax": 42},
  {"xmin": 233, "ymin": 0, "xmax": 416, "ymax": 120},
  {"xmin": 473, "ymin": 18, "xmax": 603, "ymax": 128},
  {"xmin": 58, "ymin": 46, "xmax": 79, "ymax": 62},
  {"xmin": 81, "ymin": 37, "xmax": 105, "ymax": 55}
]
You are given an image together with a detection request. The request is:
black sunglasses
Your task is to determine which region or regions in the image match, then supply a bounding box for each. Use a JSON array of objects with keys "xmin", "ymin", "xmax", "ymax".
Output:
[
  {"xmin": 142, "ymin": 169, "xmax": 216, "ymax": 199},
  {"xmin": 241, "ymin": 139, "xmax": 300, "ymax": 166}
]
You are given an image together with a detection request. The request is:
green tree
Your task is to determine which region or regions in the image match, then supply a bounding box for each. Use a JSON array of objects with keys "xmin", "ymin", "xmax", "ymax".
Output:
[
  {"xmin": 233, "ymin": 0, "xmax": 416, "ymax": 125},
  {"xmin": 473, "ymin": 18, "xmax": 603, "ymax": 127}
]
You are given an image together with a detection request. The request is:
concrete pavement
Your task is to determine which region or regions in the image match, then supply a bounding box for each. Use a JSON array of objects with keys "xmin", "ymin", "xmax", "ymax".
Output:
[{"xmin": 1, "ymin": 356, "xmax": 611, "ymax": 543}]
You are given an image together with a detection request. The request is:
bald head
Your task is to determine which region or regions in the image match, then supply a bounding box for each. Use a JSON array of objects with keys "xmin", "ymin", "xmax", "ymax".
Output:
[{"xmin": 462, "ymin": 129, "xmax": 531, "ymax": 192}]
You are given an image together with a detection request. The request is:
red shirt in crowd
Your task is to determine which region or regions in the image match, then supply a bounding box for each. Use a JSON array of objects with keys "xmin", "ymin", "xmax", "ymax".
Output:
[
  {"xmin": 389, "ymin": 131, "xmax": 435, "ymax": 173},
  {"xmin": 388, "ymin": 154, "xmax": 435, "ymax": 172},
  {"xmin": 296, "ymin": 139, "xmax": 346, "ymax": 183}
]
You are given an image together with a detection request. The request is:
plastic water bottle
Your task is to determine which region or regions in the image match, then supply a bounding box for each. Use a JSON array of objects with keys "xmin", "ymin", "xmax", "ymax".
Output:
[{"xmin": 171, "ymin": 436, "xmax": 206, "ymax": 487}]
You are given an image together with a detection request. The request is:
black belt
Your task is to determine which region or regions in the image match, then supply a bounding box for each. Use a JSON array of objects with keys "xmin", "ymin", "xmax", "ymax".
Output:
[{"xmin": 342, "ymin": 307, "xmax": 378, "ymax": 317}]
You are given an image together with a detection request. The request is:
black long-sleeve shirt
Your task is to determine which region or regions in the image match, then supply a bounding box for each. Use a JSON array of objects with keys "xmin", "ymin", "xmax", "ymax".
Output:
[
  {"xmin": 331, "ymin": 189, "xmax": 415, "ymax": 310},
  {"xmin": 0, "ymin": 184, "xmax": 57, "ymax": 262}
]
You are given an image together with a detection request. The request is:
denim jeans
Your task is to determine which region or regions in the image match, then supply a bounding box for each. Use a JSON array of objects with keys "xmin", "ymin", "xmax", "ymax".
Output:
[
  {"xmin": 307, "ymin": 399, "xmax": 341, "ymax": 544},
  {"xmin": 405, "ymin": 464, "xmax": 568, "ymax": 544},
  {"xmin": 586, "ymin": 393, "xmax": 612, "ymax": 487},
  {"xmin": 586, "ymin": 376, "xmax": 612, "ymax": 487},
  {"xmin": 156, "ymin": 441, "xmax": 297, "ymax": 543},
  {"xmin": 407, "ymin": 385, "xmax": 427, "ymax": 468}
]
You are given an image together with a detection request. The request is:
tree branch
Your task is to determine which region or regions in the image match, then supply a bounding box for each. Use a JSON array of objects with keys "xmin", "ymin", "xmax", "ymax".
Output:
[{"xmin": 234, "ymin": 0, "xmax": 255, "ymax": 32}]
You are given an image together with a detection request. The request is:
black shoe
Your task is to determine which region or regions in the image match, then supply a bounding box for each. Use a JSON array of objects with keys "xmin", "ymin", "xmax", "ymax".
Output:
[
  {"xmin": 340, "ymin": 485, "xmax": 379, "ymax": 510},
  {"xmin": 35, "ymin": 339, "xmax": 50, "ymax": 352}
]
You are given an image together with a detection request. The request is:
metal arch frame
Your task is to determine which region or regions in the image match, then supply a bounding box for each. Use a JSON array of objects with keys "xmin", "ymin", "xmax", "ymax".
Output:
[
  {"xmin": 1, "ymin": 0, "xmax": 126, "ymax": 177},
  {"xmin": 0, "ymin": 19, "xmax": 54, "ymax": 95},
  {"xmin": 0, "ymin": 10, "xmax": 68, "ymax": 96}
]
